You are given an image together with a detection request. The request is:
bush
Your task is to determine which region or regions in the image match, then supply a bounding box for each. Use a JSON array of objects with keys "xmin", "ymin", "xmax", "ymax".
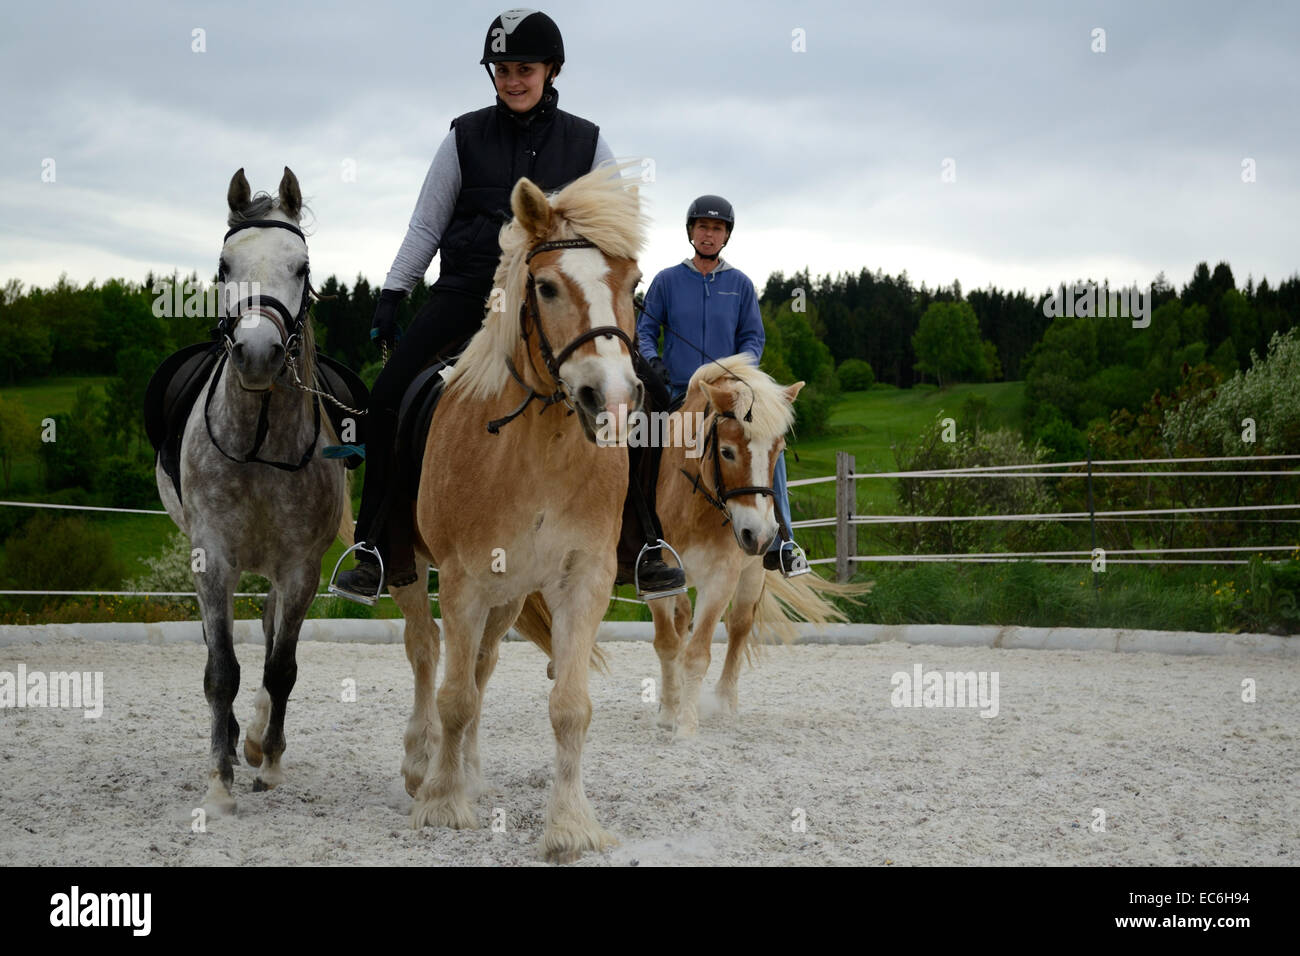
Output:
[
  {"xmin": 837, "ymin": 358, "xmax": 875, "ymax": 391},
  {"xmin": 0, "ymin": 513, "xmax": 123, "ymax": 591},
  {"xmin": 99, "ymin": 453, "xmax": 160, "ymax": 508},
  {"xmin": 892, "ymin": 416, "xmax": 1058, "ymax": 557}
]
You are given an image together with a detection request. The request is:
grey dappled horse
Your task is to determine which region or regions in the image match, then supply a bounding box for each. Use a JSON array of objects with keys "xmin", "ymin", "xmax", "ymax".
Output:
[{"xmin": 157, "ymin": 167, "xmax": 348, "ymax": 815}]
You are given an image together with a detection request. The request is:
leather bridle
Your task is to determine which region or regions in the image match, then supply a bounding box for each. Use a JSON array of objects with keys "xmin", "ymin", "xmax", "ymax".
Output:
[
  {"xmin": 205, "ymin": 217, "xmax": 321, "ymax": 471},
  {"xmin": 680, "ymin": 403, "xmax": 792, "ymax": 545},
  {"xmin": 216, "ymin": 218, "xmax": 314, "ymax": 352},
  {"xmin": 487, "ymin": 237, "xmax": 638, "ymax": 434}
]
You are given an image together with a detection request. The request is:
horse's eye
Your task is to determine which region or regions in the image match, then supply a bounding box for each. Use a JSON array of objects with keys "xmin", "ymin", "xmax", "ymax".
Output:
[
  {"xmin": 295, "ymin": 262, "xmax": 308, "ymax": 277},
  {"xmin": 721, "ymin": 448, "xmax": 735, "ymax": 461},
  {"xmin": 538, "ymin": 281, "xmax": 558, "ymax": 300}
]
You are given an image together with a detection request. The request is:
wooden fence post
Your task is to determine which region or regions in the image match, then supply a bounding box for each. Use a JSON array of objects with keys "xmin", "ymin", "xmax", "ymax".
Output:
[{"xmin": 836, "ymin": 451, "xmax": 856, "ymax": 582}]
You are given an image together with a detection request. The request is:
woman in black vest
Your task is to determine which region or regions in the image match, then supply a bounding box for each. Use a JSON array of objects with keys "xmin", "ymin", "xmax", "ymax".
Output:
[{"xmin": 333, "ymin": 9, "xmax": 684, "ymax": 602}]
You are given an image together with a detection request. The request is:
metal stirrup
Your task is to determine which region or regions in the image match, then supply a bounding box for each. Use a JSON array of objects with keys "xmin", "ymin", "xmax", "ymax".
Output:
[
  {"xmin": 328, "ymin": 542, "xmax": 386, "ymax": 606},
  {"xmin": 778, "ymin": 541, "xmax": 811, "ymax": 579},
  {"xmin": 634, "ymin": 538, "xmax": 688, "ymax": 601}
]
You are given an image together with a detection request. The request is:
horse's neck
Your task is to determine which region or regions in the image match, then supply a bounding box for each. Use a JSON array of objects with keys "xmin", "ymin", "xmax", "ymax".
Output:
[{"xmin": 208, "ymin": 359, "xmax": 315, "ymax": 457}]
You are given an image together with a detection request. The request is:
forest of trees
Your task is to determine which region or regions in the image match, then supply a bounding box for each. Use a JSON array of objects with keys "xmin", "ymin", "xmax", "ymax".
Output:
[{"xmin": 0, "ymin": 259, "xmax": 1297, "ymax": 508}]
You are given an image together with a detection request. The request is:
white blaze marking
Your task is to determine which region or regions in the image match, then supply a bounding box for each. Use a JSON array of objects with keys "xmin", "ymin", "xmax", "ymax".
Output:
[{"xmin": 557, "ymin": 247, "xmax": 624, "ymax": 365}]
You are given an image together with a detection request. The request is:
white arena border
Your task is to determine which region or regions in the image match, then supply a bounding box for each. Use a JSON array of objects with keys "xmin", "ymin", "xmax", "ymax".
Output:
[{"xmin": 0, "ymin": 620, "xmax": 1293, "ymax": 658}]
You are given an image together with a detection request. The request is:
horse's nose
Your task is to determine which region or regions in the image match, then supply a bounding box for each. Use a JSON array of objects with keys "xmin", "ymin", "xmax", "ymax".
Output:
[
  {"xmin": 576, "ymin": 384, "xmax": 604, "ymax": 417},
  {"xmin": 740, "ymin": 526, "xmax": 757, "ymax": 553}
]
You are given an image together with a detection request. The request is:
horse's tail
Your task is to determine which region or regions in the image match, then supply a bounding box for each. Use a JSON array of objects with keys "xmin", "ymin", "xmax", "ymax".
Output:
[
  {"xmin": 752, "ymin": 570, "xmax": 873, "ymax": 647},
  {"xmin": 318, "ymin": 413, "xmax": 355, "ymax": 547},
  {"xmin": 515, "ymin": 592, "xmax": 609, "ymax": 675}
]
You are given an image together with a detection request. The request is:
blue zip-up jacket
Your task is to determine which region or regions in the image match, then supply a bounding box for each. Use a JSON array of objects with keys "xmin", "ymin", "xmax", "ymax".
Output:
[{"xmin": 636, "ymin": 258, "xmax": 765, "ymax": 393}]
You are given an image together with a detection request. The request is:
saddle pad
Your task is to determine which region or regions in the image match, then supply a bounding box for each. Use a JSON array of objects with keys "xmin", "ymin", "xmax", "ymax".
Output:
[
  {"xmin": 395, "ymin": 360, "xmax": 452, "ymax": 500},
  {"xmin": 315, "ymin": 353, "xmax": 369, "ymax": 470},
  {"xmin": 144, "ymin": 342, "xmax": 370, "ymax": 503}
]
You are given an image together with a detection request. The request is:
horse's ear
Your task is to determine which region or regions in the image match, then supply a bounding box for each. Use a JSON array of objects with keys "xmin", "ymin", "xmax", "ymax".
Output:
[
  {"xmin": 511, "ymin": 177, "xmax": 552, "ymax": 239},
  {"xmin": 228, "ymin": 168, "xmax": 251, "ymax": 213},
  {"xmin": 698, "ymin": 379, "xmax": 723, "ymax": 410},
  {"xmin": 279, "ymin": 166, "xmax": 302, "ymax": 218},
  {"xmin": 783, "ymin": 381, "xmax": 806, "ymax": 403}
]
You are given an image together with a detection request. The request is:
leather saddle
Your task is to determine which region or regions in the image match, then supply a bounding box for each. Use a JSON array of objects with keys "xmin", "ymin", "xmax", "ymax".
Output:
[
  {"xmin": 394, "ymin": 359, "xmax": 453, "ymax": 500},
  {"xmin": 144, "ymin": 341, "xmax": 369, "ymax": 503}
]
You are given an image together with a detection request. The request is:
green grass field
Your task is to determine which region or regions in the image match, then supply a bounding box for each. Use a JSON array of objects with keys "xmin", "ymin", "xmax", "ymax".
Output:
[{"xmin": 1, "ymin": 376, "xmax": 1290, "ymax": 634}]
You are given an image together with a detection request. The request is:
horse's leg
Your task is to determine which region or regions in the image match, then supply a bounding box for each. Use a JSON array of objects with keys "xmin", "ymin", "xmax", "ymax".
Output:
[
  {"xmin": 650, "ymin": 592, "xmax": 687, "ymax": 730},
  {"xmin": 463, "ymin": 597, "xmax": 524, "ymax": 799},
  {"xmin": 717, "ymin": 559, "xmax": 765, "ymax": 717},
  {"xmin": 412, "ymin": 571, "xmax": 487, "ymax": 830},
  {"xmin": 393, "ymin": 566, "xmax": 439, "ymax": 797},
  {"xmin": 243, "ymin": 587, "xmax": 277, "ymax": 768},
  {"xmin": 679, "ymin": 578, "xmax": 734, "ymax": 737},
  {"xmin": 196, "ymin": 553, "xmax": 240, "ymax": 816},
  {"xmin": 250, "ymin": 564, "xmax": 316, "ymax": 791},
  {"xmin": 540, "ymin": 556, "xmax": 617, "ymax": 863}
]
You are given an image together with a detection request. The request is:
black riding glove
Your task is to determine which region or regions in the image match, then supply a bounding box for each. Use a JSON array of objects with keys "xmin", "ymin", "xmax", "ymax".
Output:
[
  {"xmin": 648, "ymin": 355, "xmax": 671, "ymax": 388},
  {"xmin": 371, "ymin": 288, "xmax": 407, "ymax": 350}
]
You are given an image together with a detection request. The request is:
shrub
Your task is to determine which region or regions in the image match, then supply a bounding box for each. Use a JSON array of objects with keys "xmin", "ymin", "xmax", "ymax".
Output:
[
  {"xmin": 837, "ymin": 358, "xmax": 875, "ymax": 392},
  {"xmin": 0, "ymin": 513, "xmax": 123, "ymax": 591}
]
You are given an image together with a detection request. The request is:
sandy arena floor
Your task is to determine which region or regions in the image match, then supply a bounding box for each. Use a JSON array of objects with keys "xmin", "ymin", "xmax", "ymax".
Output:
[{"xmin": 0, "ymin": 636, "xmax": 1296, "ymax": 866}]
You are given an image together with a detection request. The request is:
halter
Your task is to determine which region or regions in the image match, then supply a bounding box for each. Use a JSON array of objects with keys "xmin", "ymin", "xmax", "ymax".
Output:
[
  {"xmin": 486, "ymin": 237, "xmax": 637, "ymax": 434},
  {"xmin": 679, "ymin": 402, "xmax": 792, "ymax": 544},
  {"xmin": 205, "ymin": 217, "xmax": 321, "ymax": 471}
]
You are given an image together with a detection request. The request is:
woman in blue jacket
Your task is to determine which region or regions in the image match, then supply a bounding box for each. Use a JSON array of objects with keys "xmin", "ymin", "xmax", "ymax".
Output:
[{"xmin": 636, "ymin": 196, "xmax": 808, "ymax": 576}]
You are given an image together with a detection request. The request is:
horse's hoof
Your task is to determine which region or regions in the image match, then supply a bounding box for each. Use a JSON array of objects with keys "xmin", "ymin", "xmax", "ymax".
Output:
[
  {"xmin": 202, "ymin": 774, "xmax": 237, "ymax": 817},
  {"xmin": 542, "ymin": 824, "xmax": 617, "ymax": 864},
  {"xmin": 411, "ymin": 794, "xmax": 478, "ymax": 830},
  {"xmin": 655, "ymin": 707, "xmax": 677, "ymax": 731},
  {"xmin": 546, "ymin": 661, "xmax": 555, "ymax": 680},
  {"xmin": 252, "ymin": 777, "xmax": 269, "ymax": 792}
]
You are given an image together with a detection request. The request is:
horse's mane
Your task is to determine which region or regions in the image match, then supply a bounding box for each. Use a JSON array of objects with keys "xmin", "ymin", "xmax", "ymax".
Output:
[
  {"xmin": 224, "ymin": 190, "xmax": 319, "ymax": 387},
  {"xmin": 448, "ymin": 163, "xmax": 647, "ymax": 402},
  {"xmin": 687, "ymin": 354, "xmax": 796, "ymax": 441}
]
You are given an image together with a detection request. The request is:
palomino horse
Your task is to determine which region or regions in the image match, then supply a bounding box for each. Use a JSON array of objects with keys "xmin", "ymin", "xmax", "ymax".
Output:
[
  {"xmin": 648, "ymin": 355, "xmax": 871, "ymax": 735},
  {"xmin": 392, "ymin": 166, "xmax": 645, "ymax": 862},
  {"xmin": 156, "ymin": 167, "xmax": 348, "ymax": 814}
]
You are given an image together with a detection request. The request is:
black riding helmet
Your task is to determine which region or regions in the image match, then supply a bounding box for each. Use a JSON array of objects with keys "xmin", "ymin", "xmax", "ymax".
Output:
[
  {"xmin": 686, "ymin": 194, "xmax": 734, "ymax": 237},
  {"xmin": 481, "ymin": 9, "xmax": 565, "ymax": 84},
  {"xmin": 687, "ymin": 195, "xmax": 734, "ymax": 259}
]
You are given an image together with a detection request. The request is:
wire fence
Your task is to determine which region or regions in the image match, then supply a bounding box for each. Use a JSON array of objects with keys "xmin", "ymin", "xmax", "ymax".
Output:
[{"xmin": 2, "ymin": 449, "xmax": 1297, "ymax": 599}]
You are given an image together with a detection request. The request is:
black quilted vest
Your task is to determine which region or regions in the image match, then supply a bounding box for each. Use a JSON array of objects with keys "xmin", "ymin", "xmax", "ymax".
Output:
[{"xmin": 437, "ymin": 88, "xmax": 599, "ymax": 296}]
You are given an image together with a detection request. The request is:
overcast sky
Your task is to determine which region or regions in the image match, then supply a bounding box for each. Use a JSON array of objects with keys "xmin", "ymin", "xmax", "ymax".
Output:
[{"xmin": 2, "ymin": 0, "xmax": 1297, "ymax": 303}]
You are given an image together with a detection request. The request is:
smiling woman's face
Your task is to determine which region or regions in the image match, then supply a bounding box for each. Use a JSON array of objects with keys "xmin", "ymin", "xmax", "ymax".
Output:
[{"xmin": 494, "ymin": 61, "xmax": 547, "ymax": 112}]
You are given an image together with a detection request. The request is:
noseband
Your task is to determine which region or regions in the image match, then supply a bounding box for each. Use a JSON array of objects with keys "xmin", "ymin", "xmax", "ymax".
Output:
[{"xmin": 487, "ymin": 237, "xmax": 637, "ymax": 434}]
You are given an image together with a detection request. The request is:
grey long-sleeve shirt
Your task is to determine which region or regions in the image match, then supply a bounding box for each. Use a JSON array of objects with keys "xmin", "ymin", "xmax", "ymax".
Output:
[{"xmin": 382, "ymin": 129, "xmax": 616, "ymax": 293}]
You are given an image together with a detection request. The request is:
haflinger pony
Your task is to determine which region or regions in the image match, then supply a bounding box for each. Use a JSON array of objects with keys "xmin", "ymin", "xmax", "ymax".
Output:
[
  {"xmin": 649, "ymin": 355, "xmax": 872, "ymax": 735},
  {"xmin": 392, "ymin": 164, "xmax": 645, "ymax": 863},
  {"xmin": 157, "ymin": 167, "xmax": 349, "ymax": 815}
]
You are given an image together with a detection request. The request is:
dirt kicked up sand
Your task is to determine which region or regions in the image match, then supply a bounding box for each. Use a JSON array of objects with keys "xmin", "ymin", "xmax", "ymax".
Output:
[{"xmin": 0, "ymin": 636, "xmax": 1296, "ymax": 866}]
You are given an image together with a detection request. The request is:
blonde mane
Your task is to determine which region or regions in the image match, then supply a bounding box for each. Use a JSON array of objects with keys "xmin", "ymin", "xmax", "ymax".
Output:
[
  {"xmin": 687, "ymin": 354, "xmax": 797, "ymax": 441},
  {"xmin": 447, "ymin": 162, "xmax": 647, "ymax": 402}
]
